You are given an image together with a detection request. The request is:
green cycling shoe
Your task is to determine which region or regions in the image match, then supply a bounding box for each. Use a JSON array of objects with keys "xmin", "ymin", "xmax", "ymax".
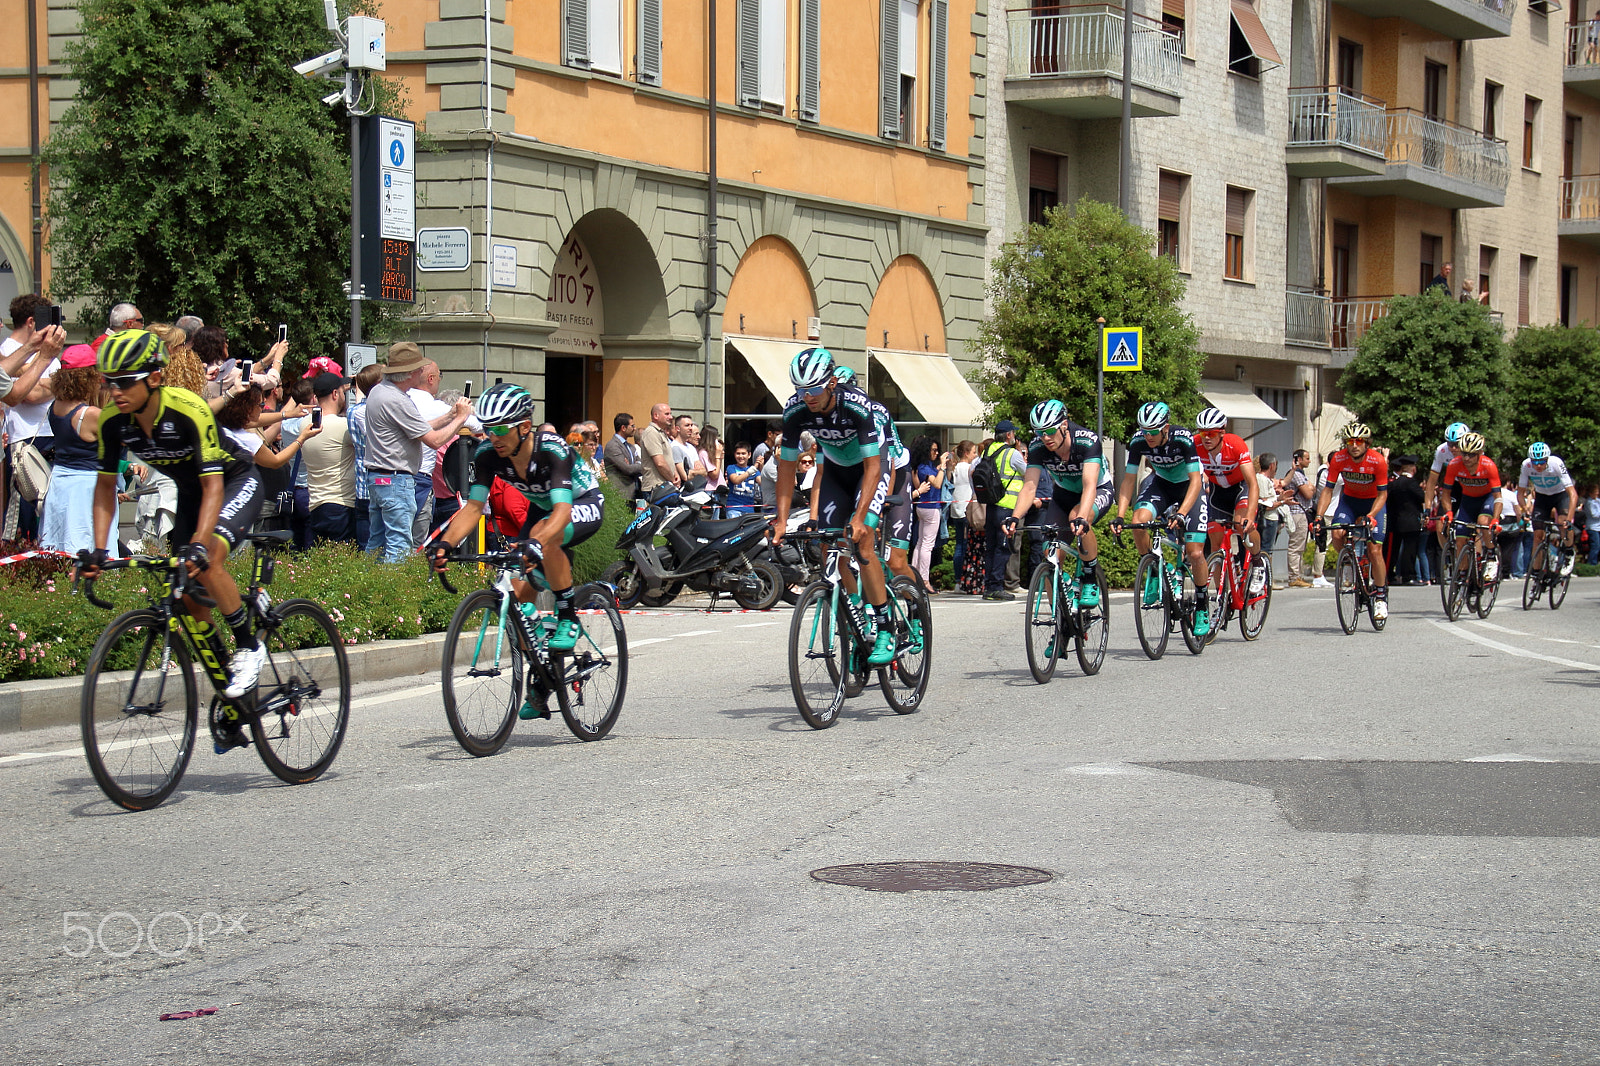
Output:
[
  {"xmin": 867, "ymin": 627, "xmax": 897, "ymax": 666},
  {"xmin": 546, "ymin": 617, "xmax": 581, "ymax": 652},
  {"xmin": 1077, "ymin": 578, "xmax": 1101, "ymax": 609}
]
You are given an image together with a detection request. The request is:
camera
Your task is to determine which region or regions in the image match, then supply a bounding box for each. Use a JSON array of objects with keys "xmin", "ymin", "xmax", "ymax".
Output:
[{"xmin": 311, "ymin": 409, "xmax": 323, "ymax": 429}]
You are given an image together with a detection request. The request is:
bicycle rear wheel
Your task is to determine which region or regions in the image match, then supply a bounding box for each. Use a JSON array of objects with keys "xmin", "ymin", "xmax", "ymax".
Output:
[
  {"xmin": 879, "ymin": 577, "xmax": 930, "ymax": 714},
  {"xmin": 1440, "ymin": 538, "xmax": 1458, "ymax": 614},
  {"xmin": 1445, "ymin": 548, "xmax": 1470, "ymax": 621},
  {"xmin": 1074, "ymin": 567, "xmax": 1110, "ymax": 676},
  {"xmin": 1521, "ymin": 546, "xmax": 1544, "ymax": 610},
  {"xmin": 1203, "ymin": 550, "xmax": 1230, "ymax": 646},
  {"xmin": 790, "ymin": 582, "xmax": 848, "ymax": 729},
  {"xmin": 1179, "ymin": 565, "xmax": 1206, "ymax": 656},
  {"xmin": 555, "ymin": 583, "xmax": 628, "ymax": 741},
  {"xmin": 1133, "ymin": 555, "xmax": 1169, "ymax": 660},
  {"xmin": 81, "ymin": 609, "xmax": 198, "ymax": 811},
  {"xmin": 1476, "ymin": 565, "xmax": 1500, "ymax": 619},
  {"xmin": 251, "ymin": 599, "xmax": 351, "ymax": 784},
  {"xmin": 1240, "ymin": 554, "xmax": 1272, "ymax": 640},
  {"xmin": 1024, "ymin": 563, "xmax": 1061, "ymax": 684},
  {"xmin": 442, "ymin": 589, "xmax": 522, "ymax": 757},
  {"xmin": 1334, "ymin": 549, "xmax": 1359, "ymax": 634}
]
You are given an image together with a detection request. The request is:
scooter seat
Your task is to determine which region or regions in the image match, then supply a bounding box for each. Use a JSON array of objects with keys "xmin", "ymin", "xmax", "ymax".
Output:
[{"xmin": 691, "ymin": 516, "xmax": 752, "ymax": 540}]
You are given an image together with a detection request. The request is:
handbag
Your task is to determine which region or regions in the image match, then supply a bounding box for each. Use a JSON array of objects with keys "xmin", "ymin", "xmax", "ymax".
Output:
[
  {"xmin": 967, "ymin": 498, "xmax": 986, "ymax": 533},
  {"xmin": 11, "ymin": 438, "xmax": 52, "ymax": 503}
]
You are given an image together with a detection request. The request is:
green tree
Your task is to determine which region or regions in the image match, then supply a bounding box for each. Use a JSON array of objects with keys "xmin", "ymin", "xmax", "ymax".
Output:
[
  {"xmin": 973, "ymin": 198, "xmax": 1202, "ymax": 442},
  {"xmin": 44, "ymin": 0, "xmax": 405, "ymax": 360},
  {"xmin": 1338, "ymin": 288, "xmax": 1514, "ymax": 462},
  {"xmin": 1508, "ymin": 324, "xmax": 1600, "ymax": 483}
]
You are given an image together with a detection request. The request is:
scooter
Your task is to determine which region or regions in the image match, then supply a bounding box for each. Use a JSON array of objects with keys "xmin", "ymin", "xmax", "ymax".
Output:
[{"xmin": 601, "ymin": 476, "xmax": 783, "ymax": 610}]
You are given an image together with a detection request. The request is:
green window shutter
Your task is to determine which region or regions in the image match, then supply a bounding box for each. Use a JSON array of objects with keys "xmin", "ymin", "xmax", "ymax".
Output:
[
  {"xmin": 563, "ymin": 0, "xmax": 590, "ymax": 70},
  {"xmin": 637, "ymin": 0, "xmax": 662, "ymax": 85},
  {"xmin": 880, "ymin": 0, "xmax": 901, "ymax": 139},
  {"xmin": 799, "ymin": 0, "xmax": 821, "ymax": 123},
  {"xmin": 738, "ymin": 0, "xmax": 762, "ymax": 108},
  {"xmin": 928, "ymin": 0, "xmax": 947, "ymax": 150}
]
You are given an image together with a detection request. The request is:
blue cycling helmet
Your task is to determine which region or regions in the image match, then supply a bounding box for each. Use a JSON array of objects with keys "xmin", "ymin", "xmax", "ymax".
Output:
[
  {"xmin": 790, "ymin": 346, "xmax": 835, "ymax": 389},
  {"xmin": 1136, "ymin": 401, "xmax": 1170, "ymax": 431},
  {"xmin": 1030, "ymin": 399, "xmax": 1068, "ymax": 433},
  {"xmin": 833, "ymin": 365, "xmax": 856, "ymax": 385},
  {"xmin": 1444, "ymin": 422, "xmax": 1470, "ymax": 444},
  {"xmin": 1529, "ymin": 441, "xmax": 1550, "ymax": 462}
]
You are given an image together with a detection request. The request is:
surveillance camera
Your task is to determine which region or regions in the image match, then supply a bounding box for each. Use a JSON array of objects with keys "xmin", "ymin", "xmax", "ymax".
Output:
[
  {"xmin": 322, "ymin": 89, "xmax": 343, "ymax": 106},
  {"xmin": 293, "ymin": 49, "xmax": 346, "ymax": 78},
  {"xmin": 324, "ymin": 0, "xmax": 342, "ymax": 35}
]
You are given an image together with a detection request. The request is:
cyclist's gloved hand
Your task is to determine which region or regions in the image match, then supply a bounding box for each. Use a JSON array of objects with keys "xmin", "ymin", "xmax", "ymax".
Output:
[
  {"xmin": 1001, "ymin": 516, "xmax": 1018, "ymax": 537},
  {"xmin": 517, "ymin": 539, "xmax": 545, "ymax": 571},
  {"xmin": 1070, "ymin": 517, "xmax": 1089, "ymax": 536},
  {"xmin": 427, "ymin": 540, "xmax": 453, "ymax": 573},
  {"xmin": 75, "ymin": 547, "xmax": 109, "ymax": 578},
  {"xmin": 178, "ymin": 541, "xmax": 211, "ymax": 573},
  {"xmin": 1110, "ymin": 516, "xmax": 1124, "ymax": 535}
]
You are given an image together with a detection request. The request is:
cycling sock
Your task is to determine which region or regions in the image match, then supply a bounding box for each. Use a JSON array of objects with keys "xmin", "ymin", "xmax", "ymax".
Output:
[
  {"xmin": 872, "ymin": 602, "xmax": 892, "ymax": 624},
  {"xmin": 223, "ymin": 607, "xmax": 255, "ymax": 651},
  {"xmin": 1080, "ymin": 556, "xmax": 1098, "ymax": 574},
  {"xmin": 554, "ymin": 585, "xmax": 577, "ymax": 621}
]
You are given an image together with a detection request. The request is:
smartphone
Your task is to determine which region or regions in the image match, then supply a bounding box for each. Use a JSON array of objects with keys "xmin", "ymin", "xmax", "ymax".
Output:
[
  {"xmin": 239, "ymin": 360, "xmax": 254, "ymax": 381},
  {"xmin": 276, "ymin": 324, "xmax": 288, "ymax": 346},
  {"xmin": 32, "ymin": 305, "xmax": 61, "ymax": 331},
  {"xmin": 311, "ymin": 408, "xmax": 323, "ymax": 429},
  {"xmin": 462, "ymin": 380, "xmax": 473, "ymax": 399}
]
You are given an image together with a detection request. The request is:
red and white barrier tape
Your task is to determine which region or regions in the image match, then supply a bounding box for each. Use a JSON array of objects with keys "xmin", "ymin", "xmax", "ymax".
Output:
[{"xmin": 0, "ymin": 549, "xmax": 70, "ymax": 566}]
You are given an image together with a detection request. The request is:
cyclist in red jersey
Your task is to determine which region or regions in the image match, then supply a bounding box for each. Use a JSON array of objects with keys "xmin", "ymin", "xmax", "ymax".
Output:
[
  {"xmin": 1438, "ymin": 432, "xmax": 1502, "ymax": 557},
  {"xmin": 1193, "ymin": 408, "xmax": 1260, "ymax": 557},
  {"xmin": 1314, "ymin": 422, "xmax": 1389, "ymax": 621}
]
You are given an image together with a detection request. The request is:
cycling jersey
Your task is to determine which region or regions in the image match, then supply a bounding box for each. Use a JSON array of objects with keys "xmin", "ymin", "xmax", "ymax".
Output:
[
  {"xmin": 779, "ymin": 384, "xmax": 881, "ymax": 466},
  {"xmin": 1326, "ymin": 447, "xmax": 1388, "ymax": 500},
  {"xmin": 1444, "ymin": 456, "xmax": 1501, "ymax": 498},
  {"xmin": 97, "ymin": 386, "xmax": 252, "ymax": 488},
  {"xmin": 1028, "ymin": 421, "xmax": 1109, "ymax": 495},
  {"xmin": 468, "ymin": 430, "xmax": 593, "ymax": 510},
  {"xmin": 1196, "ymin": 432, "xmax": 1252, "ymax": 487},
  {"xmin": 1125, "ymin": 428, "xmax": 1201, "ymax": 484},
  {"xmin": 864, "ymin": 394, "xmax": 908, "ymax": 469},
  {"xmin": 1430, "ymin": 442, "xmax": 1454, "ymax": 474},
  {"xmin": 1519, "ymin": 456, "xmax": 1574, "ymax": 494},
  {"xmin": 1133, "ymin": 473, "xmax": 1209, "ymax": 543}
]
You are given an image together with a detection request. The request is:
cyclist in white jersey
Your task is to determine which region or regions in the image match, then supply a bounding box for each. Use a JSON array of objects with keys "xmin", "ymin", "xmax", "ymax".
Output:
[
  {"xmin": 1518, "ymin": 442, "xmax": 1578, "ymax": 573},
  {"xmin": 1424, "ymin": 421, "xmax": 1469, "ymax": 557}
]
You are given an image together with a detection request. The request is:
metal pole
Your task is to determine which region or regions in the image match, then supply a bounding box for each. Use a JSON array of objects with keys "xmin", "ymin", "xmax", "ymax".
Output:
[
  {"xmin": 1119, "ymin": 1, "xmax": 1133, "ymax": 213},
  {"xmin": 349, "ymin": 108, "xmax": 362, "ymax": 345},
  {"xmin": 1096, "ymin": 316, "xmax": 1106, "ymax": 442},
  {"xmin": 703, "ymin": 0, "xmax": 718, "ymax": 425}
]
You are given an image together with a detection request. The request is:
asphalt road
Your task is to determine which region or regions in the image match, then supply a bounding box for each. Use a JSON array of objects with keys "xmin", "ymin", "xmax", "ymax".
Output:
[{"xmin": 4, "ymin": 579, "xmax": 1600, "ymax": 1065}]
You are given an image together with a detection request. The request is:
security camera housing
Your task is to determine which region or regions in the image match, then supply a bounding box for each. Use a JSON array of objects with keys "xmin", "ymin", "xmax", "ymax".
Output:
[{"xmin": 294, "ymin": 49, "xmax": 346, "ymax": 78}]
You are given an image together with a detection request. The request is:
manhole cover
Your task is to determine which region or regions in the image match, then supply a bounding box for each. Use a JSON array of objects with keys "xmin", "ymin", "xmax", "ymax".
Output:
[{"xmin": 810, "ymin": 861, "xmax": 1054, "ymax": 893}]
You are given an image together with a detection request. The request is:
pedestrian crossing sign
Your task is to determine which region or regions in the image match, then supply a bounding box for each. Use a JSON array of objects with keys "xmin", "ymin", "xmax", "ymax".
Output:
[{"xmin": 1102, "ymin": 326, "xmax": 1142, "ymax": 372}]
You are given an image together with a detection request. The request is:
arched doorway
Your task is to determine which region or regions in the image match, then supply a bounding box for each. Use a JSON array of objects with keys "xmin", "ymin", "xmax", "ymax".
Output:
[
  {"xmin": 865, "ymin": 256, "xmax": 982, "ymax": 436},
  {"xmin": 722, "ymin": 235, "xmax": 818, "ymax": 449}
]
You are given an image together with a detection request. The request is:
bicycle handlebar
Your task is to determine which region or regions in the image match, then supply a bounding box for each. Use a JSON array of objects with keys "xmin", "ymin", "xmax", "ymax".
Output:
[{"xmin": 74, "ymin": 555, "xmax": 205, "ymax": 611}]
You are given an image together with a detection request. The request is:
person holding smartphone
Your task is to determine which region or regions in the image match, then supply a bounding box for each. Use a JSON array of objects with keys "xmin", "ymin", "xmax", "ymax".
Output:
[
  {"xmin": 299, "ymin": 370, "xmax": 357, "ymax": 544},
  {"xmin": 1, "ymin": 294, "xmax": 61, "ymax": 540}
]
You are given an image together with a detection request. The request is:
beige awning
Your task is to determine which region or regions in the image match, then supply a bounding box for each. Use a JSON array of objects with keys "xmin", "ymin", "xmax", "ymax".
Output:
[
  {"xmin": 1230, "ymin": 0, "xmax": 1282, "ymax": 69},
  {"xmin": 869, "ymin": 349, "xmax": 986, "ymax": 427},
  {"xmin": 1201, "ymin": 379, "xmax": 1286, "ymax": 424},
  {"xmin": 725, "ymin": 335, "xmax": 812, "ymax": 406}
]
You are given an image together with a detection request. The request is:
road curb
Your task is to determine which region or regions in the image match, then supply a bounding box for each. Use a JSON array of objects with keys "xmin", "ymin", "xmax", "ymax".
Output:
[{"xmin": 0, "ymin": 632, "xmax": 454, "ymax": 736}]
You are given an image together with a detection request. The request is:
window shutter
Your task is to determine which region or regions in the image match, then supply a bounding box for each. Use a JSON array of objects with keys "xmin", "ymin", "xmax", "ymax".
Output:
[
  {"xmin": 1163, "ymin": 0, "xmax": 1185, "ymax": 15},
  {"xmin": 1159, "ymin": 172, "xmax": 1182, "ymax": 220},
  {"xmin": 637, "ymin": 0, "xmax": 662, "ymax": 85},
  {"xmin": 928, "ymin": 0, "xmax": 947, "ymax": 150},
  {"xmin": 799, "ymin": 0, "xmax": 821, "ymax": 122},
  {"xmin": 1226, "ymin": 187, "xmax": 1247, "ymax": 234},
  {"xmin": 1030, "ymin": 150, "xmax": 1060, "ymax": 192},
  {"xmin": 1519, "ymin": 256, "xmax": 1533, "ymax": 324},
  {"xmin": 738, "ymin": 0, "xmax": 761, "ymax": 108},
  {"xmin": 563, "ymin": 0, "xmax": 591, "ymax": 69},
  {"xmin": 881, "ymin": 0, "xmax": 901, "ymax": 139}
]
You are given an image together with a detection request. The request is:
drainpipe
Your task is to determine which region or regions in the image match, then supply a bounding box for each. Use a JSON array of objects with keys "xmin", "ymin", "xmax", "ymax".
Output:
[
  {"xmin": 27, "ymin": 0, "xmax": 42, "ymax": 293},
  {"xmin": 702, "ymin": 0, "xmax": 718, "ymax": 424},
  {"xmin": 482, "ymin": 2, "xmax": 496, "ymax": 391}
]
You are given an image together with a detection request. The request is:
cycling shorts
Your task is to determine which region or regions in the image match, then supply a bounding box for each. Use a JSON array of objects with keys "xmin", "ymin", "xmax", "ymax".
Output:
[
  {"xmin": 815, "ymin": 459, "xmax": 885, "ymax": 532},
  {"xmin": 522, "ymin": 489, "xmax": 606, "ymax": 548},
  {"xmin": 1531, "ymin": 491, "xmax": 1570, "ymax": 522},
  {"xmin": 881, "ymin": 464, "xmax": 913, "ymax": 550},
  {"xmin": 171, "ymin": 466, "xmax": 264, "ymax": 554},
  {"xmin": 1044, "ymin": 482, "xmax": 1113, "ymax": 532},
  {"xmin": 1331, "ymin": 494, "xmax": 1386, "ymax": 543},
  {"xmin": 1453, "ymin": 492, "xmax": 1496, "ymax": 528},
  {"xmin": 1208, "ymin": 480, "xmax": 1250, "ymax": 515},
  {"xmin": 1132, "ymin": 473, "xmax": 1208, "ymax": 543}
]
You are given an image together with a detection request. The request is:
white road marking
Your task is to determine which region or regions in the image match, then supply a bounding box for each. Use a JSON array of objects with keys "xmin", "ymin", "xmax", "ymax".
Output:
[
  {"xmin": 736, "ymin": 621, "xmax": 781, "ymax": 629},
  {"xmin": 676, "ymin": 630, "xmax": 719, "ymax": 638},
  {"xmin": 1465, "ymin": 753, "xmax": 1559, "ymax": 762},
  {"xmin": 1467, "ymin": 619, "xmax": 1530, "ymax": 637},
  {"xmin": 1429, "ymin": 619, "xmax": 1600, "ymax": 673},
  {"xmin": 629, "ymin": 638, "xmax": 674, "ymax": 648}
]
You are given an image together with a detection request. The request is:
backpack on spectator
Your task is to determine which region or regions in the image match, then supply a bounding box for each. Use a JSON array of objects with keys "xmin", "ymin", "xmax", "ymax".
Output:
[{"xmin": 971, "ymin": 442, "xmax": 1007, "ymax": 506}]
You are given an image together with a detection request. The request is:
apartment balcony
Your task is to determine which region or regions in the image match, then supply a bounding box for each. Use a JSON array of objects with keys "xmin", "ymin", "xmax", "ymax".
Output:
[
  {"xmin": 1559, "ymin": 175, "xmax": 1600, "ymax": 247},
  {"xmin": 1285, "ymin": 87, "xmax": 1388, "ymax": 178},
  {"xmin": 1332, "ymin": 0, "xmax": 1512, "ymax": 41},
  {"xmin": 1286, "ymin": 288, "xmax": 1332, "ymax": 350},
  {"xmin": 1004, "ymin": 5, "xmax": 1183, "ymax": 119},
  {"xmin": 1331, "ymin": 295, "xmax": 1505, "ymax": 367},
  {"xmin": 1328, "ymin": 109, "xmax": 1508, "ymax": 209},
  {"xmin": 1565, "ymin": 24, "xmax": 1600, "ymax": 100}
]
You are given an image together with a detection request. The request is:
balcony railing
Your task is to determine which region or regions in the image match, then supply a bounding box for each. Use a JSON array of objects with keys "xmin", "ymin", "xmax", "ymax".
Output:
[
  {"xmin": 1381, "ymin": 108, "xmax": 1509, "ymax": 190},
  {"xmin": 1287, "ymin": 86, "xmax": 1387, "ymax": 157},
  {"xmin": 1567, "ymin": 22, "xmax": 1600, "ymax": 67},
  {"xmin": 1331, "ymin": 296, "xmax": 1392, "ymax": 355},
  {"xmin": 1286, "ymin": 288, "xmax": 1331, "ymax": 348},
  {"xmin": 1006, "ymin": 5, "xmax": 1183, "ymax": 95},
  {"xmin": 1561, "ymin": 174, "xmax": 1600, "ymax": 221}
]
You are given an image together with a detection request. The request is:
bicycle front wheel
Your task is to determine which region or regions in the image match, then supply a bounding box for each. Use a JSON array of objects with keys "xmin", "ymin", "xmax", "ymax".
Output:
[
  {"xmin": 1334, "ymin": 549, "xmax": 1360, "ymax": 634},
  {"xmin": 790, "ymin": 582, "xmax": 848, "ymax": 729},
  {"xmin": 879, "ymin": 576, "xmax": 930, "ymax": 714},
  {"xmin": 1133, "ymin": 555, "xmax": 1169, "ymax": 660},
  {"xmin": 81, "ymin": 609, "xmax": 198, "ymax": 811},
  {"xmin": 1522, "ymin": 545, "xmax": 1546, "ymax": 611},
  {"xmin": 1476, "ymin": 565, "xmax": 1500, "ymax": 619},
  {"xmin": 1240, "ymin": 554, "xmax": 1272, "ymax": 640},
  {"xmin": 442, "ymin": 589, "xmax": 522, "ymax": 757},
  {"xmin": 1074, "ymin": 566, "xmax": 1110, "ymax": 676},
  {"xmin": 1024, "ymin": 563, "xmax": 1061, "ymax": 684},
  {"xmin": 1551, "ymin": 557, "xmax": 1571, "ymax": 609},
  {"xmin": 1445, "ymin": 548, "xmax": 1470, "ymax": 622},
  {"xmin": 251, "ymin": 599, "xmax": 351, "ymax": 784},
  {"xmin": 556, "ymin": 583, "xmax": 628, "ymax": 741},
  {"xmin": 1178, "ymin": 565, "xmax": 1206, "ymax": 656}
]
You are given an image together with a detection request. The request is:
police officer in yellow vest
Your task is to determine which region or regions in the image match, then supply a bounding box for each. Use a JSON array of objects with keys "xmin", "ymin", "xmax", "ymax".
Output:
[{"xmin": 984, "ymin": 419, "xmax": 1026, "ymax": 601}]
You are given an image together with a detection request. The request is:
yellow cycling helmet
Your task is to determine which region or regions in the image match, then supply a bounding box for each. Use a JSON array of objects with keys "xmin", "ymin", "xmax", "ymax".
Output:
[{"xmin": 96, "ymin": 329, "xmax": 166, "ymax": 377}]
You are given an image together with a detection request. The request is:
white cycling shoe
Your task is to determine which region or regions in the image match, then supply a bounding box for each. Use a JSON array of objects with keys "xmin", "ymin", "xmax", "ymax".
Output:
[
  {"xmin": 225, "ymin": 644, "xmax": 267, "ymax": 699},
  {"xmin": 1372, "ymin": 598, "xmax": 1389, "ymax": 622}
]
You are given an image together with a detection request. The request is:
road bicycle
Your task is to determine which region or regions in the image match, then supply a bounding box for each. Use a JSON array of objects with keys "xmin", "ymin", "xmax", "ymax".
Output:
[
  {"xmin": 435, "ymin": 547, "xmax": 627, "ymax": 755},
  {"xmin": 1023, "ymin": 522, "xmax": 1108, "ymax": 683},
  {"xmin": 1325, "ymin": 520, "xmax": 1384, "ymax": 634},
  {"xmin": 1204, "ymin": 521, "xmax": 1271, "ymax": 643},
  {"xmin": 1118, "ymin": 510, "xmax": 1213, "ymax": 660},
  {"xmin": 1434, "ymin": 510, "xmax": 1460, "ymax": 615},
  {"xmin": 1445, "ymin": 518, "xmax": 1503, "ymax": 621},
  {"xmin": 1522, "ymin": 518, "xmax": 1573, "ymax": 611},
  {"xmin": 77, "ymin": 531, "xmax": 350, "ymax": 811},
  {"xmin": 785, "ymin": 527, "xmax": 931, "ymax": 729}
]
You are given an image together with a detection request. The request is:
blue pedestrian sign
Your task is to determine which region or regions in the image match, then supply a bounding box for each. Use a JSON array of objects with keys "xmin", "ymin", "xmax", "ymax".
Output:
[
  {"xmin": 389, "ymin": 139, "xmax": 405, "ymax": 167},
  {"xmin": 1101, "ymin": 326, "xmax": 1142, "ymax": 372}
]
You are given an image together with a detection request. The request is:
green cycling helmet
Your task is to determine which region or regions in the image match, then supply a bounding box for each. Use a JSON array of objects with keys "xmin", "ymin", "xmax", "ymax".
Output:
[
  {"xmin": 790, "ymin": 346, "xmax": 835, "ymax": 389},
  {"xmin": 97, "ymin": 329, "xmax": 166, "ymax": 377},
  {"xmin": 833, "ymin": 365, "xmax": 857, "ymax": 385},
  {"xmin": 1030, "ymin": 399, "xmax": 1068, "ymax": 434},
  {"xmin": 475, "ymin": 382, "xmax": 535, "ymax": 427}
]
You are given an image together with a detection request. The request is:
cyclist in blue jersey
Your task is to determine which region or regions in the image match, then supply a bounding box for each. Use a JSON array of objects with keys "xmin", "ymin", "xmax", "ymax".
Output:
[
  {"xmin": 1110, "ymin": 401, "xmax": 1211, "ymax": 635},
  {"xmin": 1518, "ymin": 441, "xmax": 1579, "ymax": 573},
  {"xmin": 834, "ymin": 364, "xmax": 918, "ymax": 586},
  {"xmin": 1003, "ymin": 400, "xmax": 1112, "ymax": 607},
  {"xmin": 773, "ymin": 347, "xmax": 896, "ymax": 666}
]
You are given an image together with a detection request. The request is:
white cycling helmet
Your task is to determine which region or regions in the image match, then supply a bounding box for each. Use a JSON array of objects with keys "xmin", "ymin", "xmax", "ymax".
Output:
[
  {"xmin": 1444, "ymin": 421, "xmax": 1470, "ymax": 444},
  {"xmin": 1030, "ymin": 399, "xmax": 1068, "ymax": 434},
  {"xmin": 789, "ymin": 347, "xmax": 835, "ymax": 389},
  {"xmin": 1194, "ymin": 407, "xmax": 1228, "ymax": 431},
  {"xmin": 475, "ymin": 383, "xmax": 534, "ymax": 427},
  {"xmin": 1136, "ymin": 401, "xmax": 1170, "ymax": 431},
  {"xmin": 1529, "ymin": 441, "xmax": 1550, "ymax": 462}
]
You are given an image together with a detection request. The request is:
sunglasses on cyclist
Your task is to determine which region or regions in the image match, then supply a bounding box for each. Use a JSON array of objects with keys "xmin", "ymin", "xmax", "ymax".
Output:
[
  {"xmin": 483, "ymin": 422, "xmax": 522, "ymax": 437},
  {"xmin": 797, "ymin": 383, "xmax": 830, "ymax": 398},
  {"xmin": 104, "ymin": 373, "xmax": 151, "ymax": 391}
]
